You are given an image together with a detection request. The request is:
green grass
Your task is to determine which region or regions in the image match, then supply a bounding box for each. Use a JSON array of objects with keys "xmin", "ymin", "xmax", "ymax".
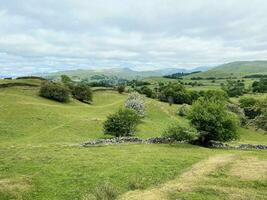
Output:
[{"xmin": 0, "ymin": 79, "xmax": 266, "ymax": 199}]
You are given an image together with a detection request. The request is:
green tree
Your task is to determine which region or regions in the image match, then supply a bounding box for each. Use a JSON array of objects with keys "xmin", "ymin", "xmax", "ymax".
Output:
[
  {"xmin": 188, "ymin": 97, "xmax": 239, "ymax": 144},
  {"xmin": 252, "ymin": 78, "xmax": 267, "ymax": 93},
  {"xmin": 72, "ymin": 83, "xmax": 93, "ymax": 103},
  {"xmin": 103, "ymin": 108, "xmax": 141, "ymax": 137},
  {"xmin": 40, "ymin": 82, "xmax": 70, "ymax": 102},
  {"xmin": 117, "ymin": 85, "xmax": 125, "ymax": 94},
  {"xmin": 61, "ymin": 75, "xmax": 72, "ymax": 85},
  {"xmin": 222, "ymin": 79, "xmax": 245, "ymax": 97}
]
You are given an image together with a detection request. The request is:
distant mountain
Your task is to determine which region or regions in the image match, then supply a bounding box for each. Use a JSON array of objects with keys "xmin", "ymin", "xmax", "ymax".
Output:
[
  {"xmin": 185, "ymin": 61, "xmax": 267, "ymax": 78},
  {"xmin": 42, "ymin": 66, "xmax": 209, "ymax": 80}
]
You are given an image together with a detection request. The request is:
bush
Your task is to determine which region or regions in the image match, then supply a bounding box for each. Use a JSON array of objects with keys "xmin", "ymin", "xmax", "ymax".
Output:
[
  {"xmin": 39, "ymin": 82, "xmax": 70, "ymax": 102},
  {"xmin": 139, "ymin": 86, "xmax": 156, "ymax": 98},
  {"xmin": 254, "ymin": 113, "xmax": 267, "ymax": 132},
  {"xmin": 117, "ymin": 85, "xmax": 125, "ymax": 94},
  {"xmin": 178, "ymin": 104, "xmax": 190, "ymax": 116},
  {"xmin": 72, "ymin": 83, "xmax": 93, "ymax": 103},
  {"xmin": 188, "ymin": 97, "xmax": 239, "ymax": 144},
  {"xmin": 125, "ymin": 92, "xmax": 145, "ymax": 117},
  {"xmin": 252, "ymin": 78, "xmax": 267, "ymax": 93},
  {"xmin": 95, "ymin": 182, "xmax": 118, "ymax": 200},
  {"xmin": 163, "ymin": 124, "xmax": 198, "ymax": 142},
  {"xmin": 239, "ymin": 97, "xmax": 261, "ymax": 119},
  {"xmin": 103, "ymin": 108, "xmax": 141, "ymax": 137},
  {"xmin": 227, "ymin": 103, "xmax": 246, "ymax": 125},
  {"xmin": 222, "ymin": 79, "xmax": 245, "ymax": 97}
]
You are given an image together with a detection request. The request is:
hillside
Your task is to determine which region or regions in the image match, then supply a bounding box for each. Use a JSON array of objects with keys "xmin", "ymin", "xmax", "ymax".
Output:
[
  {"xmin": 42, "ymin": 67, "xmax": 208, "ymax": 81},
  {"xmin": 185, "ymin": 61, "xmax": 267, "ymax": 78},
  {"xmin": 0, "ymin": 79, "xmax": 267, "ymax": 199}
]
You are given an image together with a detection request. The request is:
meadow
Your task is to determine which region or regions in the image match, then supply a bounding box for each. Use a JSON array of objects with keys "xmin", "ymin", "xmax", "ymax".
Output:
[{"xmin": 0, "ymin": 79, "xmax": 266, "ymax": 199}]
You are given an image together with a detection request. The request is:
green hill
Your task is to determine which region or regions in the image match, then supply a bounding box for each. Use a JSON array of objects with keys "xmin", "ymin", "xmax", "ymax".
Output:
[
  {"xmin": 0, "ymin": 79, "xmax": 267, "ymax": 199},
  {"xmin": 186, "ymin": 61, "xmax": 267, "ymax": 78}
]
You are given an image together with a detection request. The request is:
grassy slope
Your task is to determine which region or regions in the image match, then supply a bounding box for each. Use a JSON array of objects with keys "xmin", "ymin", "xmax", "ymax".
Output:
[
  {"xmin": 185, "ymin": 61, "xmax": 267, "ymax": 78},
  {"xmin": 0, "ymin": 81, "xmax": 266, "ymax": 199}
]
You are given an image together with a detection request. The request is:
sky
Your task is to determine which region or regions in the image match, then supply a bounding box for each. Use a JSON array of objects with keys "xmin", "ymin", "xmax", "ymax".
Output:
[{"xmin": 0, "ymin": 0, "xmax": 267, "ymax": 76}]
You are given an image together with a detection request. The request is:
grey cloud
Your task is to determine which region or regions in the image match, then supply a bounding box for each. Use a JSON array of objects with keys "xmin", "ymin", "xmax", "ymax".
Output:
[{"xmin": 0, "ymin": 0, "xmax": 267, "ymax": 76}]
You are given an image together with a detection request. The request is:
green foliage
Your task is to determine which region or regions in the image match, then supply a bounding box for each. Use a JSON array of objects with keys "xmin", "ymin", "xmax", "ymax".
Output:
[
  {"xmin": 128, "ymin": 176, "xmax": 146, "ymax": 190},
  {"xmin": 222, "ymin": 79, "xmax": 245, "ymax": 97},
  {"xmin": 202, "ymin": 90, "xmax": 228, "ymax": 102},
  {"xmin": 103, "ymin": 108, "xmax": 141, "ymax": 137},
  {"xmin": 139, "ymin": 86, "xmax": 156, "ymax": 98},
  {"xmin": 117, "ymin": 85, "xmax": 125, "ymax": 94},
  {"xmin": 72, "ymin": 83, "xmax": 93, "ymax": 103},
  {"xmin": 61, "ymin": 75, "xmax": 72, "ymax": 84},
  {"xmin": 158, "ymin": 83, "xmax": 192, "ymax": 104},
  {"xmin": 178, "ymin": 104, "xmax": 190, "ymax": 116},
  {"xmin": 252, "ymin": 78, "xmax": 267, "ymax": 93},
  {"xmin": 163, "ymin": 124, "xmax": 199, "ymax": 142},
  {"xmin": 189, "ymin": 97, "xmax": 239, "ymax": 143},
  {"xmin": 39, "ymin": 81, "xmax": 70, "ymax": 102},
  {"xmin": 239, "ymin": 97, "xmax": 262, "ymax": 119},
  {"xmin": 95, "ymin": 182, "xmax": 118, "ymax": 200}
]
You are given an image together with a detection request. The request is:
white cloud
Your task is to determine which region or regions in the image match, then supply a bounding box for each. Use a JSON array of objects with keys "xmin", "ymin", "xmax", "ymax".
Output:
[{"xmin": 0, "ymin": 0, "xmax": 267, "ymax": 76}]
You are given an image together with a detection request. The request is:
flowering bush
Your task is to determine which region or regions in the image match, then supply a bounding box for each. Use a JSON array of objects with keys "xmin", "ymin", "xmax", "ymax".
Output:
[{"xmin": 125, "ymin": 92, "xmax": 145, "ymax": 117}]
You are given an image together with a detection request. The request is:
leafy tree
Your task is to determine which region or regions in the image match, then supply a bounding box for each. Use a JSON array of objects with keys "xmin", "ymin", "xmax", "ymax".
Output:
[
  {"xmin": 252, "ymin": 78, "xmax": 267, "ymax": 93},
  {"xmin": 61, "ymin": 75, "xmax": 72, "ymax": 85},
  {"xmin": 163, "ymin": 124, "xmax": 198, "ymax": 142},
  {"xmin": 117, "ymin": 85, "xmax": 125, "ymax": 94},
  {"xmin": 139, "ymin": 86, "xmax": 155, "ymax": 98},
  {"xmin": 103, "ymin": 108, "xmax": 141, "ymax": 137},
  {"xmin": 125, "ymin": 92, "xmax": 145, "ymax": 117},
  {"xmin": 72, "ymin": 83, "xmax": 93, "ymax": 103},
  {"xmin": 222, "ymin": 79, "xmax": 245, "ymax": 97},
  {"xmin": 188, "ymin": 97, "xmax": 239, "ymax": 143},
  {"xmin": 40, "ymin": 82, "xmax": 70, "ymax": 102}
]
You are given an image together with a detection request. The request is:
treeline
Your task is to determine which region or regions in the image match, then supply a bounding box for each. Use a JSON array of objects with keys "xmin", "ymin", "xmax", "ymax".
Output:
[{"xmin": 163, "ymin": 71, "xmax": 201, "ymax": 79}]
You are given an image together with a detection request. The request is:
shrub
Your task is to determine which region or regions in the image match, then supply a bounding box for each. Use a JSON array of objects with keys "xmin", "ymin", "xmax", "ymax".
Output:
[
  {"xmin": 125, "ymin": 92, "xmax": 145, "ymax": 117},
  {"xmin": 163, "ymin": 124, "xmax": 198, "ymax": 142},
  {"xmin": 139, "ymin": 86, "xmax": 155, "ymax": 98},
  {"xmin": 178, "ymin": 104, "xmax": 190, "ymax": 116},
  {"xmin": 72, "ymin": 83, "xmax": 93, "ymax": 103},
  {"xmin": 239, "ymin": 97, "xmax": 261, "ymax": 119},
  {"xmin": 95, "ymin": 182, "xmax": 118, "ymax": 200},
  {"xmin": 254, "ymin": 112, "xmax": 267, "ymax": 132},
  {"xmin": 222, "ymin": 79, "xmax": 245, "ymax": 97},
  {"xmin": 227, "ymin": 103, "xmax": 246, "ymax": 125},
  {"xmin": 202, "ymin": 90, "xmax": 228, "ymax": 102},
  {"xmin": 103, "ymin": 108, "xmax": 141, "ymax": 137},
  {"xmin": 188, "ymin": 97, "xmax": 239, "ymax": 144},
  {"xmin": 39, "ymin": 82, "xmax": 70, "ymax": 102},
  {"xmin": 252, "ymin": 78, "xmax": 267, "ymax": 93},
  {"xmin": 117, "ymin": 85, "xmax": 125, "ymax": 94}
]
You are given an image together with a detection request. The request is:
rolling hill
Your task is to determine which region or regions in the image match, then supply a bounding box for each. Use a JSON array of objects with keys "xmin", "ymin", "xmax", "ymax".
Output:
[
  {"xmin": 41, "ymin": 67, "xmax": 209, "ymax": 81},
  {"xmin": 185, "ymin": 61, "xmax": 267, "ymax": 78}
]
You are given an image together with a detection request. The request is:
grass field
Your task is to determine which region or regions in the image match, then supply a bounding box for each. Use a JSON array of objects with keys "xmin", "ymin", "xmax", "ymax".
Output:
[{"xmin": 0, "ymin": 80, "xmax": 267, "ymax": 199}]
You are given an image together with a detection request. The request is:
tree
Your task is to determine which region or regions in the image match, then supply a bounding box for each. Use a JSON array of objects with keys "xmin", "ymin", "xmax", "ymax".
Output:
[
  {"xmin": 103, "ymin": 108, "xmax": 141, "ymax": 137},
  {"xmin": 222, "ymin": 80, "xmax": 245, "ymax": 97},
  {"xmin": 61, "ymin": 75, "xmax": 72, "ymax": 85},
  {"xmin": 163, "ymin": 124, "xmax": 198, "ymax": 142},
  {"xmin": 72, "ymin": 83, "xmax": 93, "ymax": 103},
  {"xmin": 117, "ymin": 85, "xmax": 125, "ymax": 94},
  {"xmin": 188, "ymin": 97, "xmax": 239, "ymax": 144},
  {"xmin": 252, "ymin": 78, "xmax": 267, "ymax": 93},
  {"xmin": 125, "ymin": 92, "xmax": 145, "ymax": 117},
  {"xmin": 39, "ymin": 82, "xmax": 70, "ymax": 102}
]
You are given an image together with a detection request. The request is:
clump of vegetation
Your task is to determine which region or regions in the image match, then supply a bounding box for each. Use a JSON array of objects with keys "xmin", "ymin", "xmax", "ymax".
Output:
[
  {"xmin": 117, "ymin": 85, "xmax": 125, "ymax": 94},
  {"xmin": 252, "ymin": 78, "xmax": 267, "ymax": 93},
  {"xmin": 222, "ymin": 79, "xmax": 245, "ymax": 97},
  {"xmin": 39, "ymin": 82, "xmax": 70, "ymax": 102},
  {"xmin": 158, "ymin": 83, "xmax": 192, "ymax": 104},
  {"xmin": 94, "ymin": 182, "xmax": 118, "ymax": 200},
  {"xmin": 189, "ymin": 97, "xmax": 239, "ymax": 144},
  {"xmin": 125, "ymin": 92, "xmax": 145, "ymax": 117},
  {"xmin": 138, "ymin": 86, "xmax": 156, "ymax": 98},
  {"xmin": 178, "ymin": 104, "xmax": 190, "ymax": 116},
  {"xmin": 128, "ymin": 176, "xmax": 146, "ymax": 190},
  {"xmin": 239, "ymin": 97, "xmax": 261, "ymax": 119},
  {"xmin": 163, "ymin": 124, "xmax": 199, "ymax": 142},
  {"xmin": 227, "ymin": 103, "xmax": 246, "ymax": 125},
  {"xmin": 103, "ymin": 108, "xmax": 141, "ymax": 137},
  {"xmin": 72, "ymin": 83, "xmax": 93, "ymax": 103}
]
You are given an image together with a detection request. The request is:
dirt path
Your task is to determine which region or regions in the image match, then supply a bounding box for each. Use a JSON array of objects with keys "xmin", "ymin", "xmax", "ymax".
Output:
[{"xmin": 119, "ymin": 154, "xmax": 237, "ymax": 200}]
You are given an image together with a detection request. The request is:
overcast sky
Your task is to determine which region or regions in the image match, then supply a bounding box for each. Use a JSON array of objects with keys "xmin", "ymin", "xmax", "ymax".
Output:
[{"xmin": 1, "ymin": 0, "xmax": 267, "ymax": 76}]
